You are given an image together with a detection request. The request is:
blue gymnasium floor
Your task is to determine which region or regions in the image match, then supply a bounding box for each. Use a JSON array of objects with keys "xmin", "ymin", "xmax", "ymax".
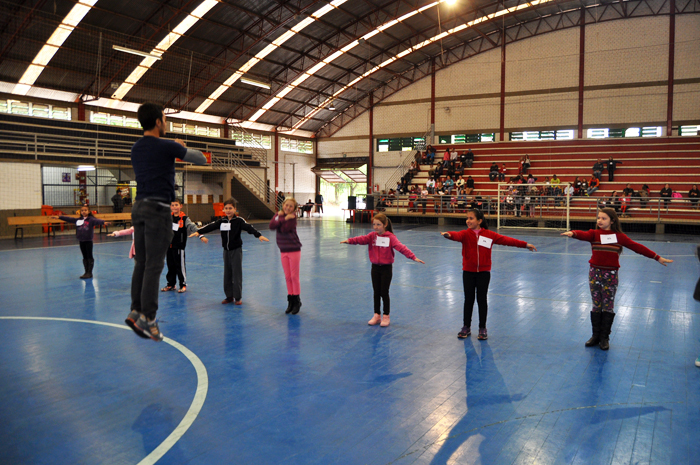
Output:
[{"xmin": 1, "ymin": 220, "xmax": 700, "ymax": 465}]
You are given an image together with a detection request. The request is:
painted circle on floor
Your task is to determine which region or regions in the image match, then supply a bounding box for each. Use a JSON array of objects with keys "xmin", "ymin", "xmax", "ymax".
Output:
[{"xmin": 0, "ymin": 316, "xmax": 208, "ymax": 465}]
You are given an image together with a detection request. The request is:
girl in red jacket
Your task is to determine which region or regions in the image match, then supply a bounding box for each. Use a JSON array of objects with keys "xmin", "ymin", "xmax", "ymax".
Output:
[
  {"xmin": 442, "ymin": 208, "xmax": 537, "ymax": 340},
  {"xmin": 561, "ymin": 208, "xmax": 672, "ymax": 350},
  {"xmin": 341, "ymin": 213, "xmax": 425, "ymax": 327}
]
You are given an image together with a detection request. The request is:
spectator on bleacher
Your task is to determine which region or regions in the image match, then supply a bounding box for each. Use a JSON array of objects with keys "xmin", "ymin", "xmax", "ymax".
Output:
[
  {"xmin": 408, "ymin": 185, "xmax": 420, "ymax": 212},
  {"xmin": 638, "ymin": 184, "xmax": 650, "ymax": 208},
  {"xmin": 408, "ymin": 161, "xmax": 419, "ymax": 177},
  {"xmin": 466, "ymin": 175, "xmax": 475, "ymax": 195},
  {"xmin": 443, "ymin": 148, "xmax": 452, "ymax": 166},
  {"xmin": 426, "ymin": 145, "xmax": 436, "ymax": 164},
  {"xmin": 420, "ymin": 186, "xmax": 429, "ymax": 214},
  {"xmin": 455, "ymin": 162, "xmax": 465, "ymax": 178},
  {"xmin": 457, "ymin": 189, "xmax": 468, "ymax": 211},
  {"xmin": 551, "ymin": 174, "xmax": 561, "ymax": 186},
  {"xmin": 592, "ymin": 159, "xmax": 603, "ymax": 180},
  {"xmin": 499, "ymin": 163, "xmax": 507, "ymax": 182},
  {"xmin": 660, "ymin": 184, "xmax": 672, "ymax": 209},
  {"xmin": 581, "ymin": 178, "xmax": 589, "ymax": 195},
  {"xmin": 475, "ymin": 192, "xmax": 488, "ymax": 213},
  {"xmin": 572, "ymin": 177, "xmax": 582, "ymax": 196},
  {"xmin": 426, "ymin": 177, "xmax": 436, "ymax": 194},
  {"xmin": 587, "ymin": 176, "xmax": 600, "ymax": 196},
  {"xmin": 444, "ymin": 177, "xmax": 455, "ymax": 194},
  {"xmin": 465, "ymin": 149, "xmax": 474, "ymax": 168},
  {"xmin": 619, "ymin": 191, "xmax": 631, "ymax": 217},
  {"xmin": 489, "ymin": 162, "xmax": 499, "ymax": 181},
  {"xmin": 689, "ymin": 184, "xmax": 700, "ymax": 209},
  {"xmin": 420, "ymin": 151, "xmax": 428, "ymax": 164},
  {"xmin": 622, "ymin": 183, "xmax": 634, "ymax": 197},
  {"xmin": 435, "ymin": 180, "xmax": 443, "ymax": 194},
  {"xmin": 435, "ymin": 161, "xmax": 444, "ymax": 178},
  {"xmin": 606, "ymin": 157, "xmax": 623, "ymax": 182},
  {"xmin": 451, "ymin": 149, "xmax": 459, "ymax": 164},
  {"xmin": 446, "ymin": 163, "xmax": 456, "ymax": 179},
  {"xmin": 527, "ymin": 174, "xmax": 536, "ymax": 184},
  {"xmin": 522, "ymin": 155, "xmax": 531, "ymax": 174},
  {"xmin": 455, "ymin": 176, "xmax": 465, "ymax": 190},
  {"xmin": 563, "ymin": 183, "xmax": 574, "ymax": 205},
  {"xmin": 518, "ymin": 156, "xmax": 526, "ymax": 175}
]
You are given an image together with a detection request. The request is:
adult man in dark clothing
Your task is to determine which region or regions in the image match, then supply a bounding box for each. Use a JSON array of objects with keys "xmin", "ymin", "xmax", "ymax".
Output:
[
  {"xmin": 111, "ymin": 188, "xmax": 125, "ymax": 213},
  {"xmin": 315, "ymin": 193, "xmax": 324, "ymax": 214},
  {"xmin": 592, "ymin": 159, "xmax": 603, "ymax": 180},
  {"xmin": 126, "ymin": 103, "xmax": 207, "ymax": 341}
]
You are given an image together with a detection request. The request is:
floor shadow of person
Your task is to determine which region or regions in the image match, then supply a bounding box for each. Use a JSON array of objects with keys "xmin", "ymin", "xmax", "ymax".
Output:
[
  {"xmin": 427, "ymin": 338, "xmax": 525, "ymax": 464},
  {"xmin": 131, "ymin": 403, "xmax": 185, "ymax": 462}
]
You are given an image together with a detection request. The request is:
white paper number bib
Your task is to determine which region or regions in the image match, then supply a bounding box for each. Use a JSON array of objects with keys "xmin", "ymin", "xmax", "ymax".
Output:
[
  {"xmin": 477, "ymin": 235, "xmax": 493, "ymax": 249},
  {"xmin": 172, "ymin": 223, "xmax": 180, "ymax": 231},
  {"xmin": 220, "ymin": 222, "xmax": 231, "ymax": 231},
  {"xmin": 600, "ymin": 233, "xmax": 617, "ymax": 244},
  {"xmin": 76, "ymin": 219, "xmax": 84, "ymax": 226},
  {"xmin": 375, "ymin": 236, "xmax": 390, "ymax": 247}
]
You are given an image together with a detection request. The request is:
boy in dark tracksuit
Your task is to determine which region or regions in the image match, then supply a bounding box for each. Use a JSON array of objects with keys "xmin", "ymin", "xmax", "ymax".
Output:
[
  {"xmin": 162, "ymin": 199, "xmax": 200, "ymax": 293},
  {"xmin": 190, "ymin": 198, "xmax": 269, "ymax": 304}
]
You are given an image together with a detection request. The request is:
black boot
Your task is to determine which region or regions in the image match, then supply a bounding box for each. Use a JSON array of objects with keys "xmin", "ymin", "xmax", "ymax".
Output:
[
  {"xmin": 290, "ymin": 295, "xmax": 302, "ymax": 315},
  {"xmin": 80, "ymin": 259, "xmax": 90, "ymax": 279},
  {"xmin": 285, "ymin": 295, "xmax": 293, "ymax": 314},
  {"xmin": 585, "ymin": 311, "xmax": 603, "ymax": 347},
  {"xmin": 84, "ymin": 259, "xmax": 94, "ymax": 279},
  {"xmin": 599, "ymin": 312, "xmax": 616, "ymax": 350}
]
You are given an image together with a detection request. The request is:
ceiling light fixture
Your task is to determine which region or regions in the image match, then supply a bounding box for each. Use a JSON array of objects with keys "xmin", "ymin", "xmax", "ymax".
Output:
[
  {"xmin": 328, "ymin": 102, "xmax": 336, "ymax": 111},
  {"xmin": 112, "ymin": 45, "xmax": 163, "ymax": 60},
  {"xmin": 77, "ymin": 165, "xmax": 96, "ymax": 171},
  {"xmin": 240, "ymin": 77, "xmax": 271, "ymax": 89}
]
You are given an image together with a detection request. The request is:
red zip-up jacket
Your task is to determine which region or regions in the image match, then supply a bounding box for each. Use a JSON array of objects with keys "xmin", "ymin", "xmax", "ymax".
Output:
[
  {"xmin": 445, "ymin": 228, "xmax": 528, "ymax": 272},
  {"xmin": 347, "ymin": 231, "xmax": 416, "ymax": 265},
  {"xmin": 570, "ymin": 229, "xmax": 659, "ymax": 270}
]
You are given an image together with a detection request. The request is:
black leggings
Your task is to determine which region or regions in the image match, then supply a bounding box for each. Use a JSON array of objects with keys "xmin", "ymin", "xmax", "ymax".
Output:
[
  {"xmin": 79, "ymin": 241, "xmax": 93, "ymax": 261},
  {"xmin": 463, "ymin": 271, "xmax": 491, "ymax": 328},
  {"xmin": 371, "ymin": 264, "xmax": 393, "ymax": 315}
]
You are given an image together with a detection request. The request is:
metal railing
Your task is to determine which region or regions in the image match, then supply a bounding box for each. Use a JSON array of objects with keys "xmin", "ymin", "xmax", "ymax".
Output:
[
  {"xmin": 382, "ymin": 130, "xmax": 430, "ymax": 192},
  {"xmin": 211, "ymin": 151, "xmax": 278, "ymax": 210},
  {"xmin": 370, "ymin": 193, "xmax": 700, "ymax": 224}
]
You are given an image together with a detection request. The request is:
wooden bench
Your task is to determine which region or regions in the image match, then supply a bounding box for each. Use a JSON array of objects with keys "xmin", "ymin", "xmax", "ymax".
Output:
[{"xmin": 7, "ymin": 213, "xmax": 133, "ymax": 239}]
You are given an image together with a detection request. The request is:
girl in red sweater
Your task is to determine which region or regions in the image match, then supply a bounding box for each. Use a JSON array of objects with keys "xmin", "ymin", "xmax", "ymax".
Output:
[
  {"xmin": 341, "ymin": 213, "xmax": 425, "ymax": 327},
  {"xmin": 561, "ymin": 208, "xmax": 672, "ymax": 350},
  {"xmin": 442, "ymin": 209, "xmax": 537, "ymax": 340}
]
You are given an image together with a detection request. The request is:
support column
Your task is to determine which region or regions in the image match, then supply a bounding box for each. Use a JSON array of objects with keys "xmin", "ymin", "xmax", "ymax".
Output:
[
  {"xmin": 430, "ymin": 58, "xmax": 436, "ymax": 143},
  {"xmin": 368, "ymin": 92, "xmax": 374, "ymax": 192},
  {"xmin": 666, "ymin": 0, "xmax": 675, "ymax": 137},
  {"xmin": 78, "ymin": 101, "xmax": 86, "ymax": 121},
  {"xmin": 274, "ymin": 128, "xmax": 279, "ymax": 191},
  {"xmin": 499, "ymin": 30, "xmax": 506, "ymax": 142},
  {"xmin": 577, "ymin": 8, "xmax": 586, "ymax": 139}
]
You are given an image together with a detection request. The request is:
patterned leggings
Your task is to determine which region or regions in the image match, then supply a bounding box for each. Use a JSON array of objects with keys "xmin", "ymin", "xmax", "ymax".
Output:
[{"xmin": 588, "ymin": 266, "xmax": 619, "ymax": 313}]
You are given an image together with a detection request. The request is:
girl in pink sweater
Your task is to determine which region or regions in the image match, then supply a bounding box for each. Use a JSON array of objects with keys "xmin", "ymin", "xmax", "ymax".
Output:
[
  {"xmin": 341, "ymin": 213, "xmax": 425, "ymax": 326},
  {"xmin": 108, "ymin": 227, "xmax": 136, "ymax": 258}
]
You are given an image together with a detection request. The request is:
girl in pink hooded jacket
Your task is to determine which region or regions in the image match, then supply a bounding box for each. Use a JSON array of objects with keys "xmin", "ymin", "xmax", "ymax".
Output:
[
  {"xmin": 341, "ymin": 213, "xmax": 425, "ymax": 327},
  {"xmin": 108, "ymin": 227, "xmax": 135, "ymax": 258}
]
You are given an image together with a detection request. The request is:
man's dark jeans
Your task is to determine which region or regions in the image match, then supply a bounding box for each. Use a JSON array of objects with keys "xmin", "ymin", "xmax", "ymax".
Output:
[{"xmin": 130, "ymin": 200, "xmax": 173, "ymax": 320}]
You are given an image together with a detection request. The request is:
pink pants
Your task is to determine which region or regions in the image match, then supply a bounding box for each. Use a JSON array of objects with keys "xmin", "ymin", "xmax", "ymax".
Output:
[{"xmin": 280, "ymin": 251, "xmax": 301, "ymax": 295}]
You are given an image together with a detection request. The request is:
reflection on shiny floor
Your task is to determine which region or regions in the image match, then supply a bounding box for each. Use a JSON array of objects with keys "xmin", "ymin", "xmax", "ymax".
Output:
[{"xmin": 1, "ymin": 221, "xmax": 699, "ymax": 464}]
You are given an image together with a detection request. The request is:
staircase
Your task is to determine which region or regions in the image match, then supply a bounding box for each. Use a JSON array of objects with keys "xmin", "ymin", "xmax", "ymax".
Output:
[{"xmin": 211, "ymin": 151, "xmax": 277, "ymax": 219}]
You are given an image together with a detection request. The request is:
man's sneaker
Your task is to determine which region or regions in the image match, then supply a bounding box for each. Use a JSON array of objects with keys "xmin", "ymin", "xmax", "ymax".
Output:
[
  {"xmin": 458, "ymin": 326, "xmax": 471, "ymax": 338},
  {"xmin": 368, "ymin": 314, "xmax": 381, "ymax": 325},
  {"xmin": 695, "ymin": 355, "xmax": 700, "ymax": 367},
  {"xmin": 125, "ymin": 310, "xmax": 149, "ymax": 339},
  {"xmin": 477, "ymin": 328, "xmax": 488, "ymax": 340},
  {"xmin": 135, "ymin": 317, "xmax": 164, "ymax": 342}
]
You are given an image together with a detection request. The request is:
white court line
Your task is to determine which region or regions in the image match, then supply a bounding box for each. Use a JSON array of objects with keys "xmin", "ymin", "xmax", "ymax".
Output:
[{"xmin": 0, "ymin": 316, "xmax": 208, "ymax": 465}]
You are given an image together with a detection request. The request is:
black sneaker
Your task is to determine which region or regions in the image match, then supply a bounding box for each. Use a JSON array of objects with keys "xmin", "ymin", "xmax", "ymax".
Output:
[
  {"xmin": 135, "ymin": 317, "xmax": 164, "ymax": 342},
  {"xmin": 125, "ymin": 310, "xmax": 149, "ymax": 339},
  {"xmin": 457, "ymin": 326, "xmax": 471, "ymax": 338}
]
